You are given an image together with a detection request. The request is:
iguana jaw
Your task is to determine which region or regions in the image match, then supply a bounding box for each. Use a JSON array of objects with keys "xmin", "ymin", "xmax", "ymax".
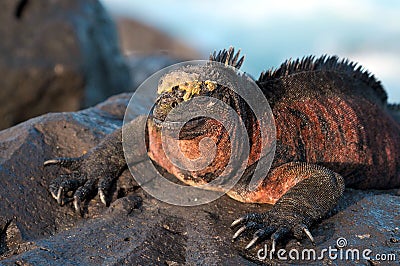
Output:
[
  {"xmin": 152, "ymin": 115, "xmax": 209, "ymax": 140},
  {"xmin": 147, "ymin": 117, "xmax": 232, "ymax": 186}
]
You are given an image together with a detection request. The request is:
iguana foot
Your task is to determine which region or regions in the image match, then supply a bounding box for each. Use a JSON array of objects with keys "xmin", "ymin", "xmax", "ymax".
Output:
[
  {"xmin": 44, "ymin": 127, "xmax": 127, "ymax": 215},
  {"xmin": 231, "ymin": 162, "xmax": 345, "ymax": 250},
  {"xmin": 231, "ymin": 208, "xmax": 315, "ymax": 251},
  {"xmin": 44, "ymin": 156, "xmax": 117, "ymax": 215}
]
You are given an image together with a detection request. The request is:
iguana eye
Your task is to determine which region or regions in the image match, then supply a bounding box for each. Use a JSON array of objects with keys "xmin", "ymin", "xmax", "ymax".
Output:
[{"xmin": 171, "ymin": 102, "xmax": 178, "ymax": 108}]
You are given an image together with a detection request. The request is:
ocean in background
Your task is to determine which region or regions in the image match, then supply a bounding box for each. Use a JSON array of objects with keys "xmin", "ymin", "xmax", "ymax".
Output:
[{"xmin": 101, "ymin": 0, "xmax": 400, "ymax": 103}]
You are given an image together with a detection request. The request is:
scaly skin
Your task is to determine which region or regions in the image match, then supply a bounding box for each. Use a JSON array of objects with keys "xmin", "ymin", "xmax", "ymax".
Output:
[{"xmin": 44, "ymin": 47, "xmax": 400, "ymax": 251}]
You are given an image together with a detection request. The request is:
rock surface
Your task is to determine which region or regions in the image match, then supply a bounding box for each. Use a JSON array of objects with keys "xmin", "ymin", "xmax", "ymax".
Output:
[
  {"xmin": 0, "ymin": 93, "xmax": 399, "ymax": 265},
  {"xmin": 0, "ymin": 0, "xmax": 131, "ymax": 130}
]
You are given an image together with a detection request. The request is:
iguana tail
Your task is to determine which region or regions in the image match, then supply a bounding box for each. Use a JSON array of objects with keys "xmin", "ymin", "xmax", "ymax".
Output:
[{"xmin": 388, "ymin": 103, "xmax": 400, "ymax": 124}]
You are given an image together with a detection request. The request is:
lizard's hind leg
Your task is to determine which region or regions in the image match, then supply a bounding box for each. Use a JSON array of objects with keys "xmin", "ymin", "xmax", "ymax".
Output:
[{"xmin": 230, "ymin": 162, "xmax": 345, "ymax": 250}]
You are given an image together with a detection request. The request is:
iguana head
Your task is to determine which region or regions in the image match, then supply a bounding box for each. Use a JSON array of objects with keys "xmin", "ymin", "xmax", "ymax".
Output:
[
  {"xmin": 152, "ymin": 76, "xmax": 218, "ymax": 135},
  {"xmin": 151, "ymin": 47, "xmax": 244, "ymax": 131},
  {"xmin": 146, "ymin": 48, "xmax": 263, "ymax": 188}
]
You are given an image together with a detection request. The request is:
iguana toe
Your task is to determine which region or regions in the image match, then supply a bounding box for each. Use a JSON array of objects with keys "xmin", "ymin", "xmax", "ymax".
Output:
[
  {"xmin": 232, "ymin": 210, "xmax": 315, "ymax": 250},
  {"xmin": 47, "ymin": 172, "xmax": 86, "ymax": 205},
  {"xmin": 44, "ymin": 157, "xmax": 82, "ymax": 170},
  {"xmin": 72, "ymin": 178, "xmax": 97, "ymax": 215}
]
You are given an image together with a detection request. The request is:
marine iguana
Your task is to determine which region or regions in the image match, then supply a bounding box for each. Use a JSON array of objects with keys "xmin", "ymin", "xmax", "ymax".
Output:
[{"xmin": 44, "ymin": 47, "xmax": 400, "ymax": 250}]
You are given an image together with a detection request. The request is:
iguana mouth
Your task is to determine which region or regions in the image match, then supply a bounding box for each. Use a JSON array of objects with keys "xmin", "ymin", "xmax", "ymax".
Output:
[{"xmin": 151, "ymin": 116, "xmax": 209, "ymax": 140}]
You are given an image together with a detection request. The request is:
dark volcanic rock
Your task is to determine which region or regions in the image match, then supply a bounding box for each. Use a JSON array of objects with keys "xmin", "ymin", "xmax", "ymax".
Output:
[
  {"xmin": 0, "ymin": 0, "xmax": 131, "ymax": 130},
  {"xmin": 0, "ymin": 93, "xmax": 399, "ymax": 265}
]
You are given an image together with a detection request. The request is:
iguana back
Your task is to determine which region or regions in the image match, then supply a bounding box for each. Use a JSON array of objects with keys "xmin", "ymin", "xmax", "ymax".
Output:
[{"xmin": 257, "ymin": 56, "xmax": 400, "ymax": 189}]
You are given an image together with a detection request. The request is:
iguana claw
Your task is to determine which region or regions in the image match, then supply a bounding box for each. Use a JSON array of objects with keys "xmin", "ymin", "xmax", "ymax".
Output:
[
  {"xmin": 99, "ymin": 189, "xmax": 107, "ymax": 206},
  {"xmin": 302, "ymin": 226, "xmax": 316, "ymax": 245},
  {"xmin": 232, "ymin": 226, "xmax": 246, "ymax": 240},
  {"xmin": 245, "ymin": 237, "xmax": 259, "ymax": 250},
  {"xmin": 231, "ymin": 210, "xmax": 294, "ymax": 250},
  {"xmin": 44, "ymin": 155, "xmax": 110, "ymax": 214},
  {"xmin": 43, "ymin": 123, "xmax": 133, "ymax": 215}
]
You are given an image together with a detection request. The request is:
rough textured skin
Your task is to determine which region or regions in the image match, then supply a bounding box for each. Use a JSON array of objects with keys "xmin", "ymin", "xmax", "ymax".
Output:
[
  {"xmin": 44, "ymin": 48, "xmax": 400, "ymax": 250},
  {"xmin": 257, "ymin": 56, "xmax": 400, "ymax": 190}
]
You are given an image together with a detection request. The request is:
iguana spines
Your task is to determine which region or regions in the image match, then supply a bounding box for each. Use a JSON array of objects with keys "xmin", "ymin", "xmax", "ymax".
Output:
[
  {"xmin": 209, "ymin": 47, "xmax": 244, "ymax": 69},
  {"xmin": 258, "ymin": 55, "xmax": 387, "ymax": 105}
]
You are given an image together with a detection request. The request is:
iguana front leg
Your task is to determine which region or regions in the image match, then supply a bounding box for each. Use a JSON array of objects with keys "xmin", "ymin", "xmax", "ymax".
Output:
[
  {"xmin": 44, "ymin": 116, "xmax": 148, "ymax": 214},
  {"xmin": 231, "ymin": 162, "xmax": 345, "ymax": 250}
]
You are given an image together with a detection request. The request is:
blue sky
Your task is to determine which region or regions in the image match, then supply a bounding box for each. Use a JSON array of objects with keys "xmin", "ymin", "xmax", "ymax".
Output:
[{"xmin": 101, "ymin": 0, "xmax": 400, "ymax": 102}]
